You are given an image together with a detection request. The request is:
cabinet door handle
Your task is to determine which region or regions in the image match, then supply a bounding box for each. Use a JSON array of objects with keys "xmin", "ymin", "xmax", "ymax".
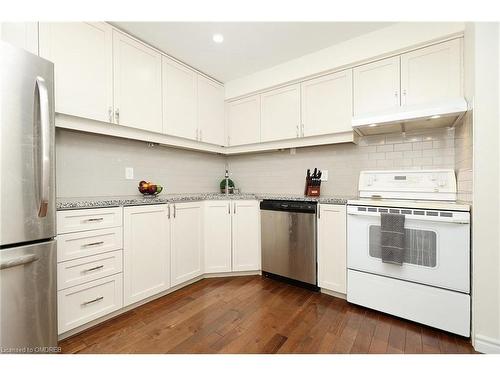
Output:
[
  {"xmin": 301, "ymin": 123, "xmax": 305, "ymax": 137},
  {"xmin": 296, "ymin": 124, "xmax": 299, "ymax": 138},
  {"xmin": 234, "ymin": 204, "xmax": 236, "ymax": 214},
  {"xmin": 115, "ymin": 108, "xmax": 120, "ymax": 124},
  {"xmin": 82, "ymin": 265, "xmax": 104, "ymax": 273},
  {"xmin": 317, "ymin": 207, "xmax": 321, "ymax": 219},
  {"xmin": 173, "ymin": 204, "xmax": 176, "ymax": 218},
  {"xmin": 228, "ymin": 203, "xmax": 231, "ymax": 214},
  {"xmin": 83, "ymin": 241, "xmax": 104, "ymax": 247},
  {"xmin": 82, "ymin": 296, "xmax": 104, "ymax": 306},
  {"xmin": 167, "ymin": 204, "xmax": 171, "ymax": 219},
  {"xmin": 108, "ymin": 107, "xmax": 113, "ymax": 123}
]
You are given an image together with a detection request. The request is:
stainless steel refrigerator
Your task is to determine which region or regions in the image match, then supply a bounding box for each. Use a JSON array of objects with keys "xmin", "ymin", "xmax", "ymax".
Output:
[{"xmin": 0, "ymin": 41, "xmax": 57, "ymax": 353}]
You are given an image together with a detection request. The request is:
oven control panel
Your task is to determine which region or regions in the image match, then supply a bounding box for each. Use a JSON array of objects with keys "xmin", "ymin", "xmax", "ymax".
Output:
[{"xmin": 359, "ymin": 170, "xmax": 457, "ymax": 201}]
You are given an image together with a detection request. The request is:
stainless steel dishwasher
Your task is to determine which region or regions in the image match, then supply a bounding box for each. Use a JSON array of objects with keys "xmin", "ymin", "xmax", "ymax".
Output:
[{"xmin": 260, "ymin": 200, "xmax": 318, "ymax": 289}]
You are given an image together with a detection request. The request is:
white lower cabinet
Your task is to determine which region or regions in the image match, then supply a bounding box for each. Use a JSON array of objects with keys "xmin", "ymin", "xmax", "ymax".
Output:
[
  {"xmin": 232, "ymin": 200, "xmax": 261, "ymax": 272},
  {"xmin": 204, "ymin": 201, "xmax": 232, "ymax": 273},
  {"xmin": 204, "ymin": 200, "xmax": 260, "ymax": 274},
  {"xmin": 58, "ymin": 273, "xmax": 123, "ymax": 334},
  {"xmin": 317, "ymin": 204, "xmax": 347, "ymax": 294},
  {"xmin": 123, "ymin": 205, "xmax": 170, "ymax": 306},
  {"xmin": 171, "ymin": 202, "xmax": 204, "ymax": 286}
]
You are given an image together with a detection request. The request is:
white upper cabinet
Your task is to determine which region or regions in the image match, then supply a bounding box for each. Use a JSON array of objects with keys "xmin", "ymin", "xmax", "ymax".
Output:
[
  {"xmin": 260, "ymin": 84, "xmax": 301, "ymax": 142},
  {"xmin": 39, "ymin": 22, "xmax": 113, "ymax": 123},
  {"xmin": 232, "ymin": 200, "xmax": 260, "ymax": 272},
  {"xmin": 204, "ymin": 201, "xmax": 232, "ymax": 273},
  {"xmin": 123, "ymin": 205, "xmax": 170, "ymax": 306},
  {"xmin": 113, "ymin": 30, "xmax": 162, "ymax": 133},
  {"xmin": 162, "ymin": 56, "xmax": 197, "ymax": 140},
  {"xmin": 353, "ymin": 56, "xmax": 401, "ymax": 116},
  {"xmin": 171, "ymin": 202, "xmax": 203, "ymax": 286},
  {"xmin": 318, "ymin": 204, "xmax": 347, "ymax": 294},
  {"xmin": 301, "ymin": 69, "xmax": 353, "ymax": 137},
  {"xmin": 226, "ymin": 95, "xmax": 261, "ymax": 146},
  {"xmin": 400, "ymin": 39, "xmax": 462, "ymax": 107},
  {"xmin": 198, "ymin": 75, "xmax": 225, "ymax": 145},
  {"xmin": 1, "ymin": 22, "xmax": 38, "ymax": 55}
]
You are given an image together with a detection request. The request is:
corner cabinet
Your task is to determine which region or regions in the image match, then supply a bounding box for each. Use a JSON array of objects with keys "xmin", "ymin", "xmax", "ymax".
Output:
[
  {"xmin": 232, "ymin": 200, "xmax": 261, "ymax": 271},
  {"xmin": 317, "ymin": 204, "xmax": 347, "ymax": 294},
  {"xmin": 39, "ymin": 22, "xmax": 113, "ymax": 123},
  {"xmin": 301, "ymin": 69, "xmax": 353, "ymax": 137},
  {"xmin": 170, "ymin": 202, "xmax": 204, "ymax": 286},
  {"xmin": 198, "ymin": 75, "xmax": 225, "ymax": 145},
  {"xmin": 226, "ymin": 95, "xmax": 261, "ymax": 146},
  {"xmin": 123, "ymin": 205, "xmax": 170, "ymax": 306},
  {"xmin": 204, "ymin": 200, "xmax": 232, "ymax": 273},
  {"xmin": 112, "ymin": 30, "xmax": 162, "ymax": 133}
]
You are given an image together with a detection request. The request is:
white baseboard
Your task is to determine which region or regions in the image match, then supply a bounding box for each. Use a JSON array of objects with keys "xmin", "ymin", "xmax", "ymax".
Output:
[{"xmin": 474, "ymin": 335, "xmax": 500, "ymax": 354}]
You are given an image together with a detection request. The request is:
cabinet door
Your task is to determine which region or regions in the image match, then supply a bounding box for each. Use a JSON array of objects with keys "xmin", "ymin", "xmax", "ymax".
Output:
[
  {"xmin": 171, "ymin": 202, "xmax": 203, "ymax": 286},
  {"xmin": 401, "ymin": 39, "xmax": 462, "ymax": 107},
  {"xmin": 301, "ymin": 69, "xmax": 353, "ymax": 137},
  {"xmin": 198, "ymin": 75, "xmax": 225, "ymax": 145},
  {"xmin": 123, "ymin": 205, "xmax": 170, "ymax": 306},
  {"xmin": 162, "ymin": 56, "xmax": 197, "ymax": 140},
  {"xmin": 232, "ymin": 200, "xmax": 260, "ymax": 271},
  {"xmin": 204, "ymin": 201, "xmax": 232, "ymax": 273},
  {"xmin": 227, "ymin": 95, "xmax": 261, "ymax": 146},
  {"xmin": 317, "ymin": 204, "xmax": 346, "ymax": 294},
  {"xmin": 113, "ymin": 30, "xmax": 162, "ymax": 133},
  {"xmin": 260, "ymin": 84, "xmax": 301, "ymax": 142},
  {"xmin": 39, "ymin": 22, "xmax": 113, "ymax": 123},
  {"xmin": 1, "ymin": 22, "xmax": 38, "ymax": 54},
  {"xmin": 353, "ymin": 56, "xmax": 400, "ymax": 116}
]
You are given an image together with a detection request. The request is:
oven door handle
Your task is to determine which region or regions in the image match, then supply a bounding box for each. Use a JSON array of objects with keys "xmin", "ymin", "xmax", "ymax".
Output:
[{"xmin": 347, "ymin": 211, "xmax": 469, "ymax": 224}]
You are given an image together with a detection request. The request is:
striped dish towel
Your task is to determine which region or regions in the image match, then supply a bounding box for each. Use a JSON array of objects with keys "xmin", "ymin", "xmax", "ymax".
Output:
[{"xmin": 380, "ymin": 213, "xmax": 405, "ymax": 265}]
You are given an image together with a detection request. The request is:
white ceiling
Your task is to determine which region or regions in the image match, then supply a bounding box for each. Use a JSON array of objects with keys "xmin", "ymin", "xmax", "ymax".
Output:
[{"xmin": 112, "ymin": 22, "xmax": 394, "ymax": 82}]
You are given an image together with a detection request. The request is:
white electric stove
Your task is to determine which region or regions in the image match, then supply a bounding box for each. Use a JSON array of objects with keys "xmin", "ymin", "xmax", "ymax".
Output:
[{"xmin": 346, "ymin": 169, "xmax": 471, "ymax": 337}]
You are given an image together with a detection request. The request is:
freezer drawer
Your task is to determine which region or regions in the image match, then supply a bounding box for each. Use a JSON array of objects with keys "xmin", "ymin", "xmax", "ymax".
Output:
[
  {"xmin": 57, "ymin": 227, "xmax": 123, "ymax": 262},
  {"xmin": 57, "ymin": 273, "xmax": 123, "ymax": 334},
  {"xmin": 0, "ymin": 240, "xmax": 57, "ymax": 352},
  {"xmin": 57, "ymin": 207, "xmax": 122, "ymax": 235},
  {"xmin": 57, "ymin": 250, "xmax": 123, "ymax": 290}
]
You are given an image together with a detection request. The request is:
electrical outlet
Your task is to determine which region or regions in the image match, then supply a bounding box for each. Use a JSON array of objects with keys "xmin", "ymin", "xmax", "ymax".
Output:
[
  {"xmin": 321, "ymin": 170, "xmax": 328, "ymax": 181},
  {"xmin": 125, "ymin": 167, "xmax": 134, "ymax": 180}
]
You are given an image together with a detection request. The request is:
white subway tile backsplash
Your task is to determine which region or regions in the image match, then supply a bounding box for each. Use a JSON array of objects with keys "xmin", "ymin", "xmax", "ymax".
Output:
[
  {"xmin": 376, "ymin": 144, "xmax": 394, "ymax": 153},
  {"xmin": 394, "ymin": 143, "xmax": 413, "ymax": 151}
]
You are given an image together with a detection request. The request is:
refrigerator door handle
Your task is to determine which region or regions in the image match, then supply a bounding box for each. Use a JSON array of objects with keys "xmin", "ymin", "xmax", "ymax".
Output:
[
  {"xmin": 35, "ymin": 76, "xmax": 51, "ymax": 218},
  {"xmin": 0, "ymin": 254, "xmax": 39, "ymax": 270}
]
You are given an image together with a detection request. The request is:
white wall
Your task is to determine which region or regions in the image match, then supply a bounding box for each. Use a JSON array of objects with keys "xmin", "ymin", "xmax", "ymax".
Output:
[
  {"xmin": 225, "ymin": 22, "xmax": 465, "ymax": 99},
  {"xmin": 56, "ymin": 129, "xmax": 226, "ymax": 197},
  {"xmin": 468, "ymin": 22, "xmax": 500, "ymax": 354}
]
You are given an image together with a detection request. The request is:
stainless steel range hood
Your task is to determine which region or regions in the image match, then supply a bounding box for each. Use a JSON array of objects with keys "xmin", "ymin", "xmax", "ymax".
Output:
[{"xmin": 352, "ymin": 98, "xmax": 468, "ymax": 136}]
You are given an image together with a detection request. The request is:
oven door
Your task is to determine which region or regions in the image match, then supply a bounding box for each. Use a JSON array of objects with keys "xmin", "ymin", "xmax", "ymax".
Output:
[{"xmin": 347, "ymin": 205, "xmax": 470, "ymax": 293}]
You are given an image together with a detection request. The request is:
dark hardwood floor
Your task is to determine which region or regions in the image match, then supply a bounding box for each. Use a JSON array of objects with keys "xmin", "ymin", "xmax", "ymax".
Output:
[{"xmin": 59, "ymin": 275, "xmax": 475, "ymax": 354}]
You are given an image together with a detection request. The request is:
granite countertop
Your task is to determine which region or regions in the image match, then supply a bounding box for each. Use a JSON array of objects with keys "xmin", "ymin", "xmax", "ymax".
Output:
[{"xmin": 56, "ymin": 193, "xmax": 352, "ymax": 210}]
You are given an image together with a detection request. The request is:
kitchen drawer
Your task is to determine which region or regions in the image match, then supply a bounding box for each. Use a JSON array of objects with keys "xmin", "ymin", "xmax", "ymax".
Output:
[
  {"xmin": 58, "ymin": 274, "xmax": 123, "ymax": 334},
  {"xmin": 57, "ymin": 227, "xmax": 123, "ymax": 262},
  {"xmin": 57, "ymin": 250, "xmax": 123, "ymax": 290},
  {"xmin": 57, "ymin": 207, "xmax": 122, "ymax": 234}
]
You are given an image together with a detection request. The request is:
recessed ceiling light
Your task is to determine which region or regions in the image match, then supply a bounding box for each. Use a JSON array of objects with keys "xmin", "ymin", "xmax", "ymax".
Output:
[{"xmin": 212, "ymin": 34, "xmax": 224, "ymax": 43}]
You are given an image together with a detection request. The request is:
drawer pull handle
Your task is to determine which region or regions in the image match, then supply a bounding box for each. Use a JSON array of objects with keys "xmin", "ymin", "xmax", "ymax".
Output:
[
  {"xmin": 82, "ymin": 296, "xmax": 104, "ymax": 306},
  {"xmin": 86, "ymin": 218, "xmax": 104, "ymax": 222},
  {"xmin": 82, "ymin": 265, "xmax": 104, "ymax": 273},
  {"xmin": 83, "ymin": 241, "xmax": 104, "ymax": 247}
]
